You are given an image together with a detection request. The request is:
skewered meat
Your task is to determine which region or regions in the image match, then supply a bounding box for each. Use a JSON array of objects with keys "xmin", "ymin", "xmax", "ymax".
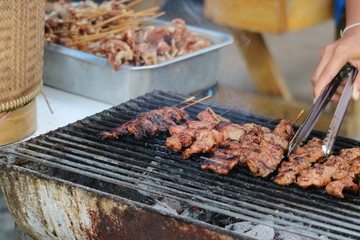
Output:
[
  {"xmin": 246, "ymin": 139, "xmax": 284, "ymax": 177},
  {"xmin": 245, "ymin": 120, "xmax": 294, "ymax": 177},
  {"xmin": 273, "ymin": 137, "xmax": 325, "ymax": 186},
  {"xmin": 201, "ymin": 147, "xmax": 240, "ymax": 175},
  {"xmin": 201, "ymin": 120, "xmax": 290, "ymax": 177},
  {"xmin": 166, "ymin": 124, "xmax": 196, "ymax": 152},
  {"xmin": 166, "ymin": 107, "xmax": 231, "ymax": 157},
  {"xmin": 45, "ymin": 1, "xmax": 212, "ymax": 70},
  {"xmin": 332, "ymin": 155, "xmax": 360, "ymax": 180},
  {"xmin": 179, "ymin": 113, "xmax": 269, "ymax": 159},
  {"xmin": 180, "ymin": 125, "xmax": 242, "ymax": 159},
  {"xmin": 100, "ymin": 107, "xmax": 188, "ymax": 139},
  {"xmin": 182, "ymin": 129, "xmax": 224, "ymax": 159},
  {"xmin": 100, "ymin": 104, "xmax": 360, "ymax": 198},
  {"xmin": 196, "ymin": 107, "xmax": 231, "ymax": 125},
  {"xmin": 165, "ymin": 107, "xmax": 228, "ymax": 153},
  {"xmin": 201, "ymin": 138, "xmax": 261, "ymax": 175},
  {"xmin": 297, "ymin": 148, "xmax": 360, "ymax": 188},
  {"xmin": 325, "ymin": 176, "xmax": 359, "ymax": 198},
  {"xmin": 336, "ymin": 148, "xmax": 360, "ymax": 162},
  {"xmin": 320, "ymin": 151, "xmax": 360, "ymax": 198},
  {"xmin": 263, "ymin": 119, "xmax": 293, "ymax": 150},
  {"xmin": 165, "ymin": 120, "xmax": 215, "ymax": 152},
  {"xmin": 197, "ymin": 122, "xmax": 266, "ymax": 174},
  {"xmin": 296, "ymin": 155, "xmax": 345, "ymax": 187},
  {"xmin": 216, "ymin": 122, "xmax": 256, "ymax": 142}
]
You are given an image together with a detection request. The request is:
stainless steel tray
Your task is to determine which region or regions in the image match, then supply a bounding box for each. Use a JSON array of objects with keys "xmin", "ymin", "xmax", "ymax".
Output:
[{"xmin": 43, "ymin": 20, "xmax": 233, "ymax": 105}]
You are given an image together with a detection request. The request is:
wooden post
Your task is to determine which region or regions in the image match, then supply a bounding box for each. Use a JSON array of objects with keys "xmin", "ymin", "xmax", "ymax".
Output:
[{"xmin": 232, "ymin": 29, "xmax": 293, "ymax": 100}]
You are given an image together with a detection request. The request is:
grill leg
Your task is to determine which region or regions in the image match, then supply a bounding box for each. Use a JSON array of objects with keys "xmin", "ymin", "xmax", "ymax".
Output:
[{"xmin": 14, "ymin": 222, "xmax": 33, "ymax": 240}]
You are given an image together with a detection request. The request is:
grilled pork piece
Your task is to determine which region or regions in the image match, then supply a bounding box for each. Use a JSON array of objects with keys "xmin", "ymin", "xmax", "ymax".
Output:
[
  {"xmin": 201, "ymin": 136, "xmax": 261, "ymax": 175},
  {"xmin": 165, "ymin": 107, "xmax": 229, "ymax": 154},
  {"xmin": 196, "ymin": 107, "xmax": 231, "ymax": 125},
  {"xmin": 263, "ymin": 119, "xmax": 293, "ymax": 150},
  {"xmin": 325, "ymin": 176, "xmax": 359, "ymax": 198},
  {"xmin": 296, "ymin": 155, "xmax": 346, "ymax": 187},
  {"xmin": 201, "ymin": 119, "xmax": 291, "ymax": 177},
  {"xmin": 337, "ymin": 148, "xmax": 360, "ymax": 162},
  {"xmin": 182, "ymin": 129, "xmax": 224, "ymax": 159},
  {"xmin": 325, "ymin": 154, "xmax": 360, "ymax": 198},
  {"xmin": 246, "ymin": 120, "xmax": 294, "ymax": 177},
  {"xmin": 215, "ymin": 122, "xmax": 247, "ymax": 142},
  {"xmin": 273, "ymin": 137, "xmax": 324, "ymax": 186},
  {"xmin": 166, "ymin": 120, "xmax": 215, "ymax": 152},
  {"xmin": 246, "ymin": 139, "xmax": 284, "ymax": 177},
  {"xmin": 165, "ymin": 125, "xmax": 195, "ymax": 152},
  {"xmin": 201, "ymin": 147, "xmax": 240, "ymax": 175},
  {"xmin": 182, "ymin": 118, "xmax": 269, "ymax": 159},
  {"xmin": 297, "ymin": 148, "xmax": 360, "ymax": 188},
  {"xmin": 100, "ymin": 107, "xmax": 189, "ymax": 139},
  {"xmin": 332, "ymin": 154, "xmax": 360, "ymax": 180}
]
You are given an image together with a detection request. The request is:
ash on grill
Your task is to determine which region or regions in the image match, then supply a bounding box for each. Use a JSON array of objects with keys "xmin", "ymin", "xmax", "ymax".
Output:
[
  {"xmin": 138, "ymin": 178, "xmax": 329, "ymax": 240},
  {"xmin": 135, "ymin": 159, "xmax": 329, "ymax": 240}
]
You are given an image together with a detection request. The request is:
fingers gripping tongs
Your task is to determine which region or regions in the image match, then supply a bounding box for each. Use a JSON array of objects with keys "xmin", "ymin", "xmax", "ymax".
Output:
[{"xmin": 288, "ymin": 63, "xmax": 358, "ymax": 158}]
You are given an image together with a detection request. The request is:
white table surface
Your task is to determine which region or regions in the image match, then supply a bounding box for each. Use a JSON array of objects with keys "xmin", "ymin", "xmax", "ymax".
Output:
[{"xmin": 29, "ymin": 85, "xmax": 113, "ymax": 139}]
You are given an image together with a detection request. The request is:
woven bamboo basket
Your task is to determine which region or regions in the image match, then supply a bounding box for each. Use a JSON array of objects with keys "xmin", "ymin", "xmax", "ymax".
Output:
[{"xmin": 0, "ymin": 0, "xmax": 44, "ymax": 145}]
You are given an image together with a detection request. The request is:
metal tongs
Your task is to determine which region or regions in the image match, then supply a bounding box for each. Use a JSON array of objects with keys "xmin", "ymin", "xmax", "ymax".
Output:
[{"xmin": 288, "ymin": 63, "xmax": 358, "ymax": 158}]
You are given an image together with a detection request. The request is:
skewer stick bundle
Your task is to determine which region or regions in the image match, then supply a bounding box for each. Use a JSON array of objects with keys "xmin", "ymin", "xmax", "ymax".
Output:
[{"xmin": 47, "ymin": 0, "xmax": 164, "ymax": 46}]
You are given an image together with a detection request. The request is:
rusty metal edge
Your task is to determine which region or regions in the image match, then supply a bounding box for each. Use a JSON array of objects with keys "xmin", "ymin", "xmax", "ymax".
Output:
[{"xmin": 0, "ymin": 160, "xmax": 255, "ymax": 240}]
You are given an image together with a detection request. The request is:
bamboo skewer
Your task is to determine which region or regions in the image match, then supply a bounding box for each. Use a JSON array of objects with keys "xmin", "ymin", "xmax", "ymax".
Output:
[
  {"xmin": 71, "ymin": 10, "xmax": 164, "ymax": 45},
  {"xmin": 125, "ymin": 0, "xmax": 143, "ymax": 9},
  {"xmin": 173, "ymin": 96, "xmax": 196, "ymax": 107},
  {"xmin": 261, "ymin": 117, "xmax": 285, "ymax": 127},
  {"xmin": 97, "ymin": 8, "xmax": 160, "ymax": 30},
  {"xmin": 293, "ymin": 110, "xmax": 304, "ymax": 125},
  {"xmin": 40, "ymin": 91, "xmax": 54, "ymax": 114},
  {"xmin": 181, "ymin": 95, "xmax": 212, "ymax": 110},
  {"xmin": 92, "ymin": 10, "xmax": 134, "ymax": 28},
  {"xmin": 47, "ymin": 0, "xmax": 166, "ymax": 53},
  {"xmin": 113, "ymin": 0, "xmax": 133, "ymax": 6},
  {"xmin": 72, "ymin": 25, "xmax": 138, "ymax": 45}
]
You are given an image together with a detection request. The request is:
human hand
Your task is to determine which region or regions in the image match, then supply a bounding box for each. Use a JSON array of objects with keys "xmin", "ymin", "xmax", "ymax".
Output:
[{"xmin": 311, "ymin": 26, "xmax": 360, "ymax": 102}]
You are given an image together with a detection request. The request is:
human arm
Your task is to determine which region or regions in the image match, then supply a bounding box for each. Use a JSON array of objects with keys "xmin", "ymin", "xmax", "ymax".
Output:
[{"xmin": 311, "ymin": 0, "xmax": 360, "ymax": 101}]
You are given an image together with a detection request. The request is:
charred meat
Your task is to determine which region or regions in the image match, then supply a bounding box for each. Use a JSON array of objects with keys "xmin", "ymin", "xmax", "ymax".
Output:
[
  {"xmin": 297, "ymin": 148, "xmax": 360, "ymax": 188},
  {"xmin": 100, "ymin": 107, "xmax": 189, "ymax": 139},
  {"xmin": 201, "ymin": 119, "xmax": 292, "ymax": 178},
  {"xmin": 100, "ymin": 105, "xmax": 360, "ymax": 198},
  {"xmin": 182, "ymin": 128, "xmax": 225, "ymax": 159},
  {"xmin": 296, "ymin": 155, "xmax": 346, "ymax": 188},
  {"xmin": 165, "ymin": 107, "xmax": 229, "ymax": 154},
  {"xmin": 273, "ymin": 137, "xmax": 325, "ymax": 186},
  {"xmin": 246, "ymin": 120, "xmax": 294, "ymax": 177}
]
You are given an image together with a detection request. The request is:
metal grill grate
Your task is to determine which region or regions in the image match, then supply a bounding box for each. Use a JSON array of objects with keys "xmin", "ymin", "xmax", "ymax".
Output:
[{"xmin": 1, "ymin": 91, "xmax": 360, "ymax": 240}]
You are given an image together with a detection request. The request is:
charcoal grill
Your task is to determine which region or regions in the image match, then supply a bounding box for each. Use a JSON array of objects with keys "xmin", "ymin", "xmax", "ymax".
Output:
[{"xmin": 1, "ymin": 90, "xmax": 360, "ymax": 240}]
